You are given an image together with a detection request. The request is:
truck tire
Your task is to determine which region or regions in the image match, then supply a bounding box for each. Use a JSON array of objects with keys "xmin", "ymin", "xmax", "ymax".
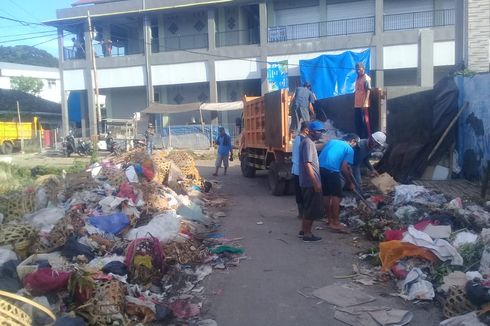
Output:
[
  {"xmin": 3, "ymin": 142, "xmax": 13, "ymax": 154},
  {"xmin": 0, "ymin": 143, "xmax": 4, "ymax": 155},
  {"xmin": 284, "ymin": 179, "xmax": 296, "ymax": 196},
  {"xmin": 268, "ymin": 161, "xmax": 286, "ymax": 196},
  {"xmin": 241, "ymin": 154, "xmax": 256, "ymax": 178}
]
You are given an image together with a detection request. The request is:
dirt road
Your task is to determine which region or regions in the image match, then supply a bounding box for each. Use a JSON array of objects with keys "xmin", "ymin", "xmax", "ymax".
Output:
[{"xmin": 198, "ymin": 160, "xmax": 442, "ymax": 326}]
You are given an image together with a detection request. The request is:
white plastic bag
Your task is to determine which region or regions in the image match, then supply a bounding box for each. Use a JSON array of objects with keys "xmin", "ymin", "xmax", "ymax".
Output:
[
  {"xmin": 24, "ymin": 207, "xmax": 65, "ymax": 233},
  {"xmin": 125, "ymin": 212, "xmax": 181, "ymax": 243},
  {"xmin": 0, "ymin": 247, "xmax": 17, "ymax": 266},
  {"xmin": 125, "ymin": 166, "xmax": 139, "ymax": 183}
]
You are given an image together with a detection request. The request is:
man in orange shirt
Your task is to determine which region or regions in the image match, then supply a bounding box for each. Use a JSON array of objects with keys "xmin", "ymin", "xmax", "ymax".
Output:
[{"xmin": 354, "ymin": 62, "xmax": 372, "ymax": 139}]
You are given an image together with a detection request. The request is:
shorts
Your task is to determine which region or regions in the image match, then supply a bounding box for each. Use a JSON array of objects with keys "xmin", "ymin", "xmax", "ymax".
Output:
[
  {"xmin": 301, "ymin": 187, "xmax": 325, "ymax": 220},
  {"xmin": 215, "ymin": 153, "xmax": 229, "ymax": 168},
  {"xmin": 320, "ymin": 168, "xmax": 342, "ymax": 197}
]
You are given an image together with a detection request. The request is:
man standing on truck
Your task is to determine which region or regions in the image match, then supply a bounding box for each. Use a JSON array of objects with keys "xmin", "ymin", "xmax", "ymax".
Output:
[
  {"xmin": 352, "ymin": 131, "xmax": 386, "ymax": 190},
  {"xmin": 290, "ymin": 82, "xmax": 316, "ymax": 134},
  {"xmin": 292, "ymin": 122, "xmax": 309, "ymax": 219},
  {"xmin": 354, "ymin": 62, "xmax": 372, "ymax": 139},
  {"xmin": 213, "ymin": 127, "xmax": 232, "ymax": 176},
  {"xmin": 145, "ymin": 123, "xmax": 155, "ymax": 155},
  {"xmin": 319, "ymin": 134, "xmax": 359, "ymax": 233},
  {"xmin": 298, "ymin": 120, "xmax": 326, "ymax": 242}
]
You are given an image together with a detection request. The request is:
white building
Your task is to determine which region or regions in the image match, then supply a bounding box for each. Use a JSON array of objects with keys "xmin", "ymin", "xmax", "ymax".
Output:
[{"xmin": 0, "ymin": 62, "xmax": 61, "ymax": 103}]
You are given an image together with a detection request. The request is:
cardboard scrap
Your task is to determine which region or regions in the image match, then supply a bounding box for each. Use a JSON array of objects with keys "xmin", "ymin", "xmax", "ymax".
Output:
[
  {"xmin": 371, "ymin": 173, "xmax": 398, "ymax": 195},
  {"xmin": 312, "ymin": 283, "xmax": 376, "ymax": 307}
]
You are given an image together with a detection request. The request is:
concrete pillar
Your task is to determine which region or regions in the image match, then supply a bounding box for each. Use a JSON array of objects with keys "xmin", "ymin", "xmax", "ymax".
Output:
[
  {"xmin": 319, "ymin": 0, "xmax": 327, "ymax": 22},
  {"xmin": 373, "ymin": 0, "xmax": 384, "ymax": 88},
  {"xmin": 157, "ymin": 15, "xmax": 165, "ymax": 52},
  {"xmin": 208, "ymin": 8, "xmax": 216, "ymax": 50},
  {"xmin": 467, "ymin": 0, "xmax": 490, "ymax": 72},
  {"xmin": 417, "ymin": 29, "xmax": 434, "ymax": 87},
  {"xmin": 259, "ymin": 1, "xmax": 267, "ymax": 45},
  {"xmin": 143, "ymin": 15, "xmax": 153, "ymax": 106},
  {"xmin": 83, "ymin": 23, "xmax": 97, "ymax": 137},
  {"xmin": 57, "ymin": 28, "xmax": 69, "ymax": 136},
  {"xmin": 267, "ymin": 0, "xmax": 275, "ymax": 26},
  {"xmin": 208, "ymin": 59, "xmax": 218, "ymax": 103},
  {"xmin": 454, "ymin": 0, "xmax": 466, "ymax": 66},
  {"xmin": 260, "ymin": 52, "xmax": 268, "ymax": 95},
  {"xmin": 80, "ymin": 91, "xmax": 87, "ymax": 137},
  {"xmin": 238, "ymin": 6, "xmax": 247, "ymax": 44}
]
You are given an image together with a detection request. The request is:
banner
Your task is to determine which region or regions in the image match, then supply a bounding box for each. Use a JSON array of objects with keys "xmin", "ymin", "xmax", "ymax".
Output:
[
  {"xmin": 267, "ymin": 60, "xmax": 289, "ymax": 92},
  {"xmin": 299, "ymin": 49, "xmax": 371, "ymax": 100}
]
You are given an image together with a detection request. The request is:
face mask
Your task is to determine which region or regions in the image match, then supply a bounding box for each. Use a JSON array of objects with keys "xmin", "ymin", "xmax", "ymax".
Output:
[{"xmin": 310, "ymin": 131, "xmax": 321, "ymax": 141}]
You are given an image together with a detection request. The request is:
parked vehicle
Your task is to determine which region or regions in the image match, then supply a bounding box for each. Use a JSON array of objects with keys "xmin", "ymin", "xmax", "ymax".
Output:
[
  {"xmin": 62, "ymin": 130, "xmax": 76, "ymax": 157},
  {"xmin": 76, "ymin": 138, "xmax": 93, "ymax": 156},
  {"xmin": 0, "ymin": 117, "xmax": 41, "ymax": 154},
  {"xmin": 105, "ymin": 132, "xmax": 122, "ymax": 155}
]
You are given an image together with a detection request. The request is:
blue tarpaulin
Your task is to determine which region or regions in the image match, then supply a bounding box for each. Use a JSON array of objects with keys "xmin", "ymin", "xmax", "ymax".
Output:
[
  {"xmin": 455, "ymin": 73, "xmax": 490, "ymax": 181},
  {"xmin": 299, "ymin": 49, "xmax": 371, "ymax": 100}
]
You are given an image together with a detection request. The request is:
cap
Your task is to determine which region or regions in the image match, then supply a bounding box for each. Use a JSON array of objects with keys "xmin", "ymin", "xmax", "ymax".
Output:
[
  {"xmin": 372, "ymin": 131, "xmax": 386, "ymax": 146},
  {"xmin": 308, "ymin": 121, "xmax": 326, "ymax": 132}
]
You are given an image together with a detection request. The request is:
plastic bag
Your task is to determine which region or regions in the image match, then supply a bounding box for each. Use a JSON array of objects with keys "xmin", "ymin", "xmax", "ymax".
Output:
[
  {"xmin": 61, "ymin": 236, "xmax": 95, "ymax": 261},
  {"xmin": 125, "ymin": 165, "xmax": 139, "ymax": 183},
  {"xmin": 0, "ymin": 248, "xmax": 17, "ymax": 267},
  {"xmin": 125, "ymin": 212, "xmax": 181, "ymax": 242},
  {"xmin": 88, "ymin": 212, "xmax": 129, "ymax": 234},
  {"xmin": 102, "ymin": 261, "xmax": 128, "ymax": 276},
  {"xmin": 24, "ymin": 267, "xmax": 71, "ymax": 295},
  {"xmin": 401, "ymin": 268, "xmax": 435, "ymax": 300},
  {"xmin": 24, "ymin": 207, "xmax": 65, "ymax": 233},
  {"xmin": 379, "ymin": 241, "xmax": 437, "ymax": 271}
]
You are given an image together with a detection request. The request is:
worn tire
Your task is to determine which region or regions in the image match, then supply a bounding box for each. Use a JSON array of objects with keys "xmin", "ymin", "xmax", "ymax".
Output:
[
  {"xmin": 3, "ymin": 142, "xmax": 13, "ymax": 154},
  {"xmin": 268, "ymin": 162, "xmax": 286, "ymax": 196},
  {"xmin": 284, "ymin": 179, "xmax": 295, "ymax": 196},
  {"xmin": 241, "ymin": 154, "xmax": 256, "ymax": 178},
  {"xmin": 0, "ymin": 143, "xmax": 5, "ymax": 155}
]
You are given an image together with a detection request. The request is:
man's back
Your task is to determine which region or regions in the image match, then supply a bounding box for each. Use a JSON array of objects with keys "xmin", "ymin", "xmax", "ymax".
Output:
[
  {"xmin": 319, "ymin": 139, "xmax": 354, "ymax": 172},
  {"xmin": 294, "ymin": 87, "xmax": 314, "ymax": 109}
]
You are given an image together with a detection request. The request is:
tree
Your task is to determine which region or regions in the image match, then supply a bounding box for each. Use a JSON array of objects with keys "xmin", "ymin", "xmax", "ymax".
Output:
[
  {"xmin": 0, "ymin": 45, "xmax": 58, "ymax": 67},
  {"xmin": 11, "ymin": 76, "xmax": 44, "ymax": 96}
]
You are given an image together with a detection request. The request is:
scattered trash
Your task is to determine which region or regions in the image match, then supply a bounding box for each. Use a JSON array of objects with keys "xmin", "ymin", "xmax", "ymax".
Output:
[
  {"xmin": 335, "ymin": 306, "xmax": 413, "ymax": 326},
  {"xmin": 371, "ymin": 173, "xmax": 398, "ymax": 194},
  {"xmin": 256, "ymin": 221, "xmax": 264, "ymax": 225},
  {"xmin": 400, "ymin": 268, "xmax": 435, "ymax": 301}
]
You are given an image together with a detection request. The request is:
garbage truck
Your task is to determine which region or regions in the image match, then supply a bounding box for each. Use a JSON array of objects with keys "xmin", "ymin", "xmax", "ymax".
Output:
[
  {"xmin": 0, "ymin": 117, "xmax": 41, "ymax": 154},
  {"xmin": 239, "ymin": 89, "xmax": 294, "ymax": 196},
  {"xmin": 239, "ymin": 88, "xmax": 383, "ymax": 196}
]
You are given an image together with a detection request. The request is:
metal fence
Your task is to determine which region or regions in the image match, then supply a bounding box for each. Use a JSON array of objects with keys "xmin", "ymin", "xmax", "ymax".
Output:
[
  {"xmin": 268, "ymin": 16, "xmax": 375, "ymax": 42},
  {"xmin": 157, "ymin": 124, "xmax": 238, "ymax": 150},
  {"xmin": 216, "ymin": 28, "xmax": 260, "ymax": 47},
  {"xmin": 384, "ymin": 9, "xmax": 455, "ymax": 31}
]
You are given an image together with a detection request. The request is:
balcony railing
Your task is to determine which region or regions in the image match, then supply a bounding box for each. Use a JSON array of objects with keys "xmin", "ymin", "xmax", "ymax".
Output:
[
  {"xmin": 384, "ymin": 9, "xmax": 455, "ymax": 31},
  {"xmin": 159, "ymin": 33, "xmax": 208, "ymax": 52},
  {"xmin": 268, "ymin": 16, "xmax": 375, "ymax": 43},
  {"xmin": 216, "ymin": 28, "xmax": 260, "ymax": 47},
  {"xmin": 63, "ymin": 39, "xmax": 144, "ymax": 61}
]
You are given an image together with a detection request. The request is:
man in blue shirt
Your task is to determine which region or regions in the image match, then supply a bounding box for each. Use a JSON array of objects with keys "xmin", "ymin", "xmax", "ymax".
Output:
[
  {"xmin": 213, "ymin": 127, "xmax": 232, "ymax": 176},
  {"xmin": 299, "ymin": 120, "xmax": 326, "ymax": 242},
  {"xmin": 319, "ymin": 134, "xmax": 359, "ymax": 232},
  {"xmin": 291, "ymin": 122, "xmax": 308, "ymax": 219}
]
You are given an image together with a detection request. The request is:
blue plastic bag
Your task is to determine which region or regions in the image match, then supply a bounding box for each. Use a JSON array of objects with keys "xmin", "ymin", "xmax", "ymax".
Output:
[{"xmin": 88, "ymin": 212, "xmax": 129, "ymax": 234}]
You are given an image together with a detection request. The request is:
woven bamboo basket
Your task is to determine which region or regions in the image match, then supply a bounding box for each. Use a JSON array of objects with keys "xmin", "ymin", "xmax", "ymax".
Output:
[{"xmin": 0, "ymin": 290, "xmax": 56, "ymax": 325}]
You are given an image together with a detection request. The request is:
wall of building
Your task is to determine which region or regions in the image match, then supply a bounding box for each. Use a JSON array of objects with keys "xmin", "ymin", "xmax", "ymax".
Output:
[
  {"xmin": 466, "ymin": 0, "xmax": 490, "ymax": 72},
  {"xmin": 104, "ymin": 86, "xmax": 147, "ymax": 119}
]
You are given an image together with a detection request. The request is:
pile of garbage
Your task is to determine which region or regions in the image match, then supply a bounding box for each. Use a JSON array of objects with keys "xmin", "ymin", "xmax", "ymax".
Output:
[
  {"xmin": 339, "ymin": 173, "xmax": 490, "ymax": 325},
  {"xmin": 0, "ymin": 149, "xmax": 242, "ymax": 325}
]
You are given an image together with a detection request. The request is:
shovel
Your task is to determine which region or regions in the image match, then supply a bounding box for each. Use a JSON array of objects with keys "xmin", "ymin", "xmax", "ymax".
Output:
[{"xmin": 349, "ymin": 173, "xmax": 377, "ymax": 212}]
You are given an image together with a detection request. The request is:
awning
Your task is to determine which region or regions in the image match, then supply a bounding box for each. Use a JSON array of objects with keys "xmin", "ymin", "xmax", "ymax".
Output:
[{"xmin": 141, "ymin": 101, "xmax": 243, "ymax": 114}]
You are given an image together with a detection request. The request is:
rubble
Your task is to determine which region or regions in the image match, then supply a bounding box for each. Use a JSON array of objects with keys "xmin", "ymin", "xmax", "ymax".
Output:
[{"xmin": 0, "ymin": 148, "xmax": 244, "ymax": 324}]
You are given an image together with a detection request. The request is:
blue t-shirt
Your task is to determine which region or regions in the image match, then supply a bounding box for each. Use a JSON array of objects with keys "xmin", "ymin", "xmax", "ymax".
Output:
[
  {"xmin": 216, "ymin": 134, "xmax": 232, "ymax": 156},
  {"xmin": 319, "ymin": 139, "xmax": 354, "ymax": 172},
  {"xmin": 291, "ymin": 135, "xmax": 304, "ymax": 176}
]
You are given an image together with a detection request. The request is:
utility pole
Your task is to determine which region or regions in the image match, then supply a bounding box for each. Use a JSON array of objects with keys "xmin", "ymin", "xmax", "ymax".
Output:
[
  {"xmin": 87, "ymin": 11, "xmax": 101, "ymax": 137},
  {"xmin": 16, "ymin": 101, "xmax": 24, "ymax": 153}
]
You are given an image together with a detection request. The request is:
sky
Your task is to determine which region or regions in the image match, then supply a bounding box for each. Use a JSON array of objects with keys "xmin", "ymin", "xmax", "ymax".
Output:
[{"xmin": 0, "ymin": 0, "xmax": 75, "ymax": 57}]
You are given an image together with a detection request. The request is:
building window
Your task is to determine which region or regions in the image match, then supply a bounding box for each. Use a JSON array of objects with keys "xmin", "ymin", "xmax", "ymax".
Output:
[{"xmin": 47, "ymin": 79, "xmax": 56, "ymax": 88}]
